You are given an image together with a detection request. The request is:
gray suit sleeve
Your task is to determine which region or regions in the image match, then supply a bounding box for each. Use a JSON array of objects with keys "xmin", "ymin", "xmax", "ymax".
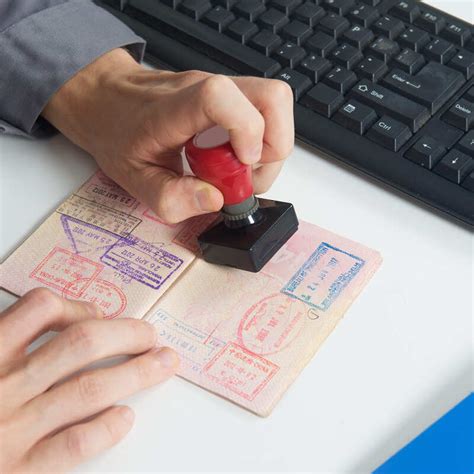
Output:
[{"xmin": 0, "ymin": 0, "xmax": 146, "ymax": 138}]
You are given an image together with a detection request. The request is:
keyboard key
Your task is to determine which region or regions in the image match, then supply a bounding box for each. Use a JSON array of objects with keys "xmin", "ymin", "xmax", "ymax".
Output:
[
  {"xmin": 329, "ymin": 43, "xmax": 363, "ymax": 69},
  {"xmin": 257, "ymin": 8, "xmax": 288, "ymax": 33},
  {"xmin": 274, "ymin": 67, "xmax": 312, "ymax": 100},
  {"xmin": 323, "ymin": 66, "xmax": 357, "ymax": 93},
  {"xmin": 343, "ymin": 25, "xmax": 374, "ymax": 50},
  {"xmin": 333, "ymin": 99, "xmax": 377, "ymax": 134},
  {"xmin": 348, "ymin": 4, "xmax": 379, "ymax": 27},
  {"xmin": 466, "ymin": 39, "xmax": 474, "ymax": 54},
  {"xmin": 381, "ymin": 62, "xmax": 465, "ymax": 114},
  {"xmin": 226, "ymin": 17, "xmax": 259, "ymax": 43},
  {"xmin": 390, "ymin": 1, "xmax": 420, "ymax": 23},
  {"xmin": 441, "ymin": 23, "xmax": 472, "ymax": 47},
  {"xmin": 269, "ymin": 0, "xmax": 302, "ymax": 15},
  {"xmin": 368, "ymin": 36, "xmax": 400, "ymax": 62},
  {"xmin": 456, "ymin": 130, "xmax": 474, "ymax": 157},
  {"xmin": 414, "ymin": 10, "xmax": 446, "ymax": 35},
  {"xmin": 129, "ymin": 0, "xmax": 280, "ymax": 77},
  {"xmin": 233, "ymin": 0, "xmax": 265, "ymax": 21},
  {"xmin": 179, "ymin": 0, "xmax": 212, "ymax": 19},
  {"xmin": 393, "ymin": 48, "xmax": 425, "ymax": 74},
  {"xmin": 449, "ymin": 51, "xmax": 474, "ymax": 79},
  {"xmin": 280, "ymin": 20, "xmax": 313, "ymax": 45},
  {"xmin": 366, "ymin": 115, "xmax": 412, "ymax": 151},
  {"xmin": 398, "ymin": 26, "xmax": 430, "ymax": 52},
  {"xmin": 405, "ymin": 136, "xmax": 446, "ymax": 169},
  {"xmin": 355, "ymin": 56, "xmax": 387, "ymax": 81},
  {"xmin": 248, "ymin": 30, "xmax": 282, "ymax": 54},
  {"xmin": 350, "ymin": 79, "xmax": 430, "ymax": 132},
  {"xmin": 293, "ymin": 3, "xmax": 325, "ymax": 27},
  {"xmin": 323, "ymin": 0, "xmax": 354, "ymax": 16},
  {"xmin": 274, "ymin": 41, "xmax": 306, "ymax": 67},
  {"xmin": 434, "ymin": 150, "xmax": 473, "ymax": 183},
  {"xmin": 214, "ymin": 0, "xmax": 238, "ymax": 8},
  {"xmin": 442, "ymin": 99, "xmax": 474, "ymax": 131},
  {"xmin": 360, "ymin": 0, "xmax": 380, "ymax": 6},
  {"xmin": 318, "ymin": 13, "xmax": 349, "ymax": 38},
  {"xmin": 202, "ymin": 6, "xmax": 235, "ymax": 31},
  {"xmin": 423, "ymin": 38, "xmax": 456, "ymax": 64},
  {"xmin": 465, "ymin": 86, "xmax": 474, "ymax": 102},
  {"xmin": 296, "ymin": 54, "xmax": 331, "ymax": 82},
  {"xmin": 162, "ymin": 0, "xmax": 182, "ymax": 8},
  {"xmin": 300, "ymin": 82, "xmax": 344, "ymax": 117},
  {"xmin": 462, "ymin": 171, "xmax": 474, "ymax": 192},
  {"xmin": 305, "ymin": 31, "xmax": 337, "ymax": 57},
  {"xmin": 373, "ymin": 15, "xmax": 405, "ymax": 40}
]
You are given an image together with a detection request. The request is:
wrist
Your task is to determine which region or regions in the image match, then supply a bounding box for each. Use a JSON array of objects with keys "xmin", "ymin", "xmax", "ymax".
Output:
[{"xmin": 42, "ymin": 48, "xmax": 142, "ymax": 151}]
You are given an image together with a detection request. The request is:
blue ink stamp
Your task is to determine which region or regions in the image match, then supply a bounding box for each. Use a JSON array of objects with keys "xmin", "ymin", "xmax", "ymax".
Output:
[
  {"xmin": 100, "ymin": 235, "xmax": 184, "ymax": 290},
  {"xmin": 282, "ymin": 242, "xmax": 365, "ymax": 311}
]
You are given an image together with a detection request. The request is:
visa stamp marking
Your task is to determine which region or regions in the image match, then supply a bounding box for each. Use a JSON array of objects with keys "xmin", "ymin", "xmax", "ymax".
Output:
[
  {"xmin": 60, "ymin": 215, "xmax": 120, "ymax": 255},
  {"xmin": 56, "ymin": 194, "xmax": 141, "ymax": 237},
  {"xmin": 145, "ymin": 308, "xmax": 226, "ymax": 372},
  {"xmin": 282, "ymin": 242, "xmax": 365, "ymax": 311},
  {"xmin": 203, "ymin": 342, "xmax": 279, "ymax": 401},
  {"xmin": 84, "ymin": 171, "xmax": 136, "ymax": 209},
  {"xmin": 172, "ymin": 213, "xmax": 219, "ymax": 253},
  {"xmin": 30, "ymin": 247, "xmax": 103, "ymax": 297},
  {"xmin": 238, "ymin": 293, "xmax": 306, "ymax": 355},
  {"xmin": 63, "ymin": 278, "xmax": 127, "ymax": 319},
  {"xmin": 101, "ymin": 235, "xmax": 184, "ymax": 289}
]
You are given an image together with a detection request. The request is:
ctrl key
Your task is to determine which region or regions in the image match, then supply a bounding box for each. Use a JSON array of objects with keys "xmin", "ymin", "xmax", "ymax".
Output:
[
  {"xmin": 434, "ymin": 150, "xmax": 473, "ymax": 184},
  {"xmin": 366, "ymin": 116, "xmax": 412, "ymax": 152}
]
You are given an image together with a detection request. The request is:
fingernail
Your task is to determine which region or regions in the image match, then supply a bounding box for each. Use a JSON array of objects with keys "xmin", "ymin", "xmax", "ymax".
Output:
[
  {"xmin": 119, "ymin": 406, "xmax": 135, "ymax": 424},
  {"xmin": 247, "ymin": 145, "xmax": 262, "ymax": 164},
  {"xmin": 195, "ymin": 187, "xmax": 217, "ymax": 212},
  {"xmin": 153, "ymin": 347, "xmax": 179, "ymax": 369}
]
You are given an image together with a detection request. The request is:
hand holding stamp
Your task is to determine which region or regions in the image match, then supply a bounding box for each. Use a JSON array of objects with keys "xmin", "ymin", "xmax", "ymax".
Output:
[{"xmin": 185, "ymin": 126, "xmax": 299, "ymax": 272}]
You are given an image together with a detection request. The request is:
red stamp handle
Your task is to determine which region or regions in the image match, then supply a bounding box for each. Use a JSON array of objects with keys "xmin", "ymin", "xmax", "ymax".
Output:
[{"xmin": 185, "ymin": 126, "xmax": 254, "ymax": 206}]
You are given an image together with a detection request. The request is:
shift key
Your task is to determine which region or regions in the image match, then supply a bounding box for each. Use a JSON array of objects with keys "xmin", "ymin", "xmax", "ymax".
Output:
[{"xmin": 349, "ymin": 79, "xmax": 430, "ymax": 132}]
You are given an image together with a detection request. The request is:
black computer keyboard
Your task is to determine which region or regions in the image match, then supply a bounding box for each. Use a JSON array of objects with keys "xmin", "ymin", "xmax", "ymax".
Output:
[{"xmin": 97, "ymin": 0, "xmax": 474, "ymax": 226}]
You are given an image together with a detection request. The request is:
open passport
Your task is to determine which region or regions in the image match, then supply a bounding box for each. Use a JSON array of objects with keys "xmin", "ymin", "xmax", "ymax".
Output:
[{"xmin": 0, "ymin": 171, "xmax": 382, "ymax": 416}]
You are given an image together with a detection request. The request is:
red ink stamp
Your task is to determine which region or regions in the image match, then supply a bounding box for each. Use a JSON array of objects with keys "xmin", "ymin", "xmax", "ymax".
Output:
[
  {"xmin": 203, "ymin": 342, "xmax": 279, "ymax": 401},
  {"xmin": 237, "ymin": 293, "xmax": 306, "ymax": 355},
  {"xmin": 30, "ymin": 247, "xmax": 102, "ymax": 297},
  {"xmin": 63, "ymin": 278, "xmax": 127, "ymax": 319},
  {"xmin": 172, "ymin": 213, "xmax": 219, "ymax": 253}
]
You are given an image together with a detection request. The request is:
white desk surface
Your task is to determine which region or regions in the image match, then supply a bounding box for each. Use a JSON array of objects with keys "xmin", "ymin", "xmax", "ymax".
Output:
[{"xmin": 1, "ymin": 1, "xmax": 473, "ymax": 472}]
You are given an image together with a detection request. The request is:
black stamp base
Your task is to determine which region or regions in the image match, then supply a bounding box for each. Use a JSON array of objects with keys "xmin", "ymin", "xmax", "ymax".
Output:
[{"xmin": 197, "ymin": 198, "xmax": 299, "ymax": 272}]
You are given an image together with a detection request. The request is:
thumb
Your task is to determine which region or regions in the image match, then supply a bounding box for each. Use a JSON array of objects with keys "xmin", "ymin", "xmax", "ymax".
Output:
[{"xmin": 134, "ymin": 166, "xmax": 224, "ymax": 224}]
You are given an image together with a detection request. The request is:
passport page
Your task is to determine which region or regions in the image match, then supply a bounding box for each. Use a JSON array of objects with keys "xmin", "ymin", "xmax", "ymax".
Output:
[
  {"xmin": 0, "ymin": 170, "xmax": 215, "ymax": 319},
  {"xmin": 0, "ymin": 170, "xmax": 382, "ymax": 415},
  {"xmin": 144, "ymin": 220, "xmax": 382, "ymax": 415}
]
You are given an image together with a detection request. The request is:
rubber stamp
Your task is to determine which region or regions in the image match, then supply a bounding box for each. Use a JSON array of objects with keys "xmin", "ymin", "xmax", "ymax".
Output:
[{"xmin": 185, "ymin": 126, "xmax": 299, "ymax": 272}]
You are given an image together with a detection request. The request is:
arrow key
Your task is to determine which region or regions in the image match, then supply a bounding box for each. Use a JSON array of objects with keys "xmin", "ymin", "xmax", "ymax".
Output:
[
  {"xmin": 405, "ymin": 135, "xmax": 446, "ymax": 169},
  {"xmin": 434, "ymin": 150, "xmax": 473, "ymax": 184},
  {"xmin": 455, "ymin": 130, "xmax": 474, "ymax": 157}
]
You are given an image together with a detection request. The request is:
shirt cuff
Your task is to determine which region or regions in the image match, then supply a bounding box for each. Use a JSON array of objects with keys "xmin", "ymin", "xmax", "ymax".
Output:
[{"xmin": 0, "ymin": 0, "xmax": 145, "ymax": 138}]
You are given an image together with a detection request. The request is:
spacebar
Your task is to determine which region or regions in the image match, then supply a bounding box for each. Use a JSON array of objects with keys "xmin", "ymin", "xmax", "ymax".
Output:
[{"xmin": 126, "ymin": 0, "xmax": 281, "ymax": 77}]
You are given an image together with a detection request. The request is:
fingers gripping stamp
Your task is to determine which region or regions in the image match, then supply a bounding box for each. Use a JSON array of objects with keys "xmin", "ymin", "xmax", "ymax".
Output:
[{"xmin": 185, "ymin": 126, "xmax": 299, "ymax": 272}]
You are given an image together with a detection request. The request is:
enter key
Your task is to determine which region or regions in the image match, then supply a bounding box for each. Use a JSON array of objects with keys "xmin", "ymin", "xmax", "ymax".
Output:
[{"xmin": 381, "ymin": 62, "xmax": 465, "ymax": 114}]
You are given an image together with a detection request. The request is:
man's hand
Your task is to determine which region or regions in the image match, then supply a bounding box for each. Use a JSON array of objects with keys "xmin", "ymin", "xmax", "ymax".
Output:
[
  {"xmin": 0, "ymin": 288, "xmax": 178, "ymax": 473},
  {"xmin": 42, "ymin": 49, "xmax": 294, "ymax": 223}
]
